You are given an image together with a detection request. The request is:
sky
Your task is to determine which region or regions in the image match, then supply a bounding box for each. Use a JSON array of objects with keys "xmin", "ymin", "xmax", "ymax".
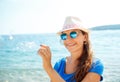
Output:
[{"xmin": 0, "ymin": 0, "xmax": 120, "ymax": 35}]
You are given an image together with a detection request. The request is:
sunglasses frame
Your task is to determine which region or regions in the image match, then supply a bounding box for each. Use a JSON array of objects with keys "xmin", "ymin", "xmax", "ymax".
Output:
[{"xmin": 60, "ymin": 30, "xmax": 83, "ymax": 40}]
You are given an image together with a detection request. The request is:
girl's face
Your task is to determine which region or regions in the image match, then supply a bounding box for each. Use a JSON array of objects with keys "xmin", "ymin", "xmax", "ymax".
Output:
[{"xmin": 61, "ymin": 29, "xmax": 87, "ymax": 53}]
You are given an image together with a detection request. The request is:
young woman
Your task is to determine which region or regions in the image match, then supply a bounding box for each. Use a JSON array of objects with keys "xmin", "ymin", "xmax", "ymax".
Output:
[{"xmin": 38, "ymin": 16, "xmax": 104, "ymax": 82}]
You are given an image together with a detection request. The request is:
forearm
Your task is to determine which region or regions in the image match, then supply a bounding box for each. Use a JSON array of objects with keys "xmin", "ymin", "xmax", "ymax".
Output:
[
  {"xmin": 38, "ymin": 45, "xmax": 65, "ymax": 82},
  {"xmin": 81, "ymin": 72, "xmax": 101, "ymax": 82},
  {"xmin": 45, "ymin": 67, "xmax": 65, "ymax": 82}
]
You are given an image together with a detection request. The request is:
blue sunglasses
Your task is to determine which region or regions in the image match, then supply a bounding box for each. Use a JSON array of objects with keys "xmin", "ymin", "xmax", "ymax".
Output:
[{"xmin": 60, "ymin": 31, "xmax": 79, "ymax": 40}]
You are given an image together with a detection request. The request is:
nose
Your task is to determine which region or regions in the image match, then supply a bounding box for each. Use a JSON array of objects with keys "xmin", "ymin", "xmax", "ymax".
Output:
[{"xmin": 66, "ymin": 35, "xmax": 73, "ymax": 41}]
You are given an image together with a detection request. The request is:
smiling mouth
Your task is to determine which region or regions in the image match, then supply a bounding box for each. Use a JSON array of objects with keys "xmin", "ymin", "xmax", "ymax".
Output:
[{"xmin": 66, "ymin": 43, "xmax": 76, "ymax": 47}]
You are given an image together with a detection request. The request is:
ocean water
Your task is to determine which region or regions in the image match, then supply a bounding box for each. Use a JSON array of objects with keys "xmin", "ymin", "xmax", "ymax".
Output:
[{"xmin": 0, "ymin": 30, "xmax": 120, "ymax": 82}]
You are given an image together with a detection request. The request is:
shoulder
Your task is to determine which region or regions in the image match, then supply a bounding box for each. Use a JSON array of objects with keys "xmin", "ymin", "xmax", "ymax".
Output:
[
  {"xmin": 53, "ymin": 57, "xmax": 66, "ymax": 72},
  {"xmin": 90, "ymin": 58, "xmax": 104, "ymax": 74},
  {"xmin": 89, "ymin": 58, "xmax": 104, "ymax": 81},
  {"xmin": 93, "ymin": 58, "xmax": 104, "ymax": 69},
  {"xmin": 55, "ymin": 57, "xmax": 66, "ymax": 65}
]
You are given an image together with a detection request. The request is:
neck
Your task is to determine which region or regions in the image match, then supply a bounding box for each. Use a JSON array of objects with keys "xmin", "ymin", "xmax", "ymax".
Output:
[{"xmin": 69, "ymin": 49, "xmax": 83, "ymax": 63}]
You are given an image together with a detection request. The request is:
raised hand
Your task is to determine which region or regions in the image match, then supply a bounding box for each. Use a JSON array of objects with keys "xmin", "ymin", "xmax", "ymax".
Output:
[{"xmin": 38, "ymin": 44, "xmax": 52, "ymax": 71}]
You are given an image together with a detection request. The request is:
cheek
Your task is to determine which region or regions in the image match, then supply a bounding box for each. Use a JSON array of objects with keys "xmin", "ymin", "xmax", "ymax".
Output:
[
  {"xmin": 76, "ymin": 37, "xmax": 84, "ymax": 45},
  {"xmin": 77, "ymin": 41, "xmax": 84, "ymax": 48}
]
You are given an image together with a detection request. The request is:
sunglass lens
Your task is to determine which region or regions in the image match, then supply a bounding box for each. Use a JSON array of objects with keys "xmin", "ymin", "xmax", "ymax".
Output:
[
  {"xmin": 70, "ymin": 32, "xmax": 77, "ymax": 38},
  {"xmin": 61, "ymin": 33, "xmax": 67, "ymax": 40}
]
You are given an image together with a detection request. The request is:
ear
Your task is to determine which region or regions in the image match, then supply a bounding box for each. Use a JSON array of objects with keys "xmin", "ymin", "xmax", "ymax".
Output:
[{"xmin": 83, "ymin": 34, "xmax": 88, "ymax": 41}]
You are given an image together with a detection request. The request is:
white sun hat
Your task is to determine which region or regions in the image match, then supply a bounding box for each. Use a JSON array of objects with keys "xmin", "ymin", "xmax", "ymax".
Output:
[{"xmin": 57, "ymin": 16, "xmax": 89, "ymax": 34}]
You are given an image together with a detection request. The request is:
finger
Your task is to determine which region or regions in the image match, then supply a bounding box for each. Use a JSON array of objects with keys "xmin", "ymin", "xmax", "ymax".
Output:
[
  {"xmin": 40, "ymin": 44, "xmax": 51, "ymax": 55},
  {"xmin": 39, "ymin": 47, "xmax": 49, "ymax": 58},
  {"xmin": 38, "ymin": 47, "xmax": 47, "ymax": 56},
  {"xmin": 41, "ymin": 48, "xmax": 48, "ymax": 57},
  {"xmin": 38, "ymin": 45, "xmax": 46, "ymax": 53},
  {"xmin": 38, "ymin": 49, "xmax": 44, "ymax": 57}
]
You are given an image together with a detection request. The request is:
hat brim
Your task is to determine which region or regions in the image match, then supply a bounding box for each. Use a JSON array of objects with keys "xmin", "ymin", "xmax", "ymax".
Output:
[{"xmin": 57, "ymin": 27, "xmax": 89, "ymax": 35}]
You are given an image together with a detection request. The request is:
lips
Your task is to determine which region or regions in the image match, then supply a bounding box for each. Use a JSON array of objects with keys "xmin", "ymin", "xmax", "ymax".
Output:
[{"xmin": 66, "ymin": 43, "xmax": 76, "ymax": 48}]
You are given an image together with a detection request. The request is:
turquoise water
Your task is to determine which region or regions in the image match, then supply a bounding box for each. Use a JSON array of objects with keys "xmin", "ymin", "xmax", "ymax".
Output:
[{"xmin": 0, "ymin": 30, "xmax": 120, "ymax": 82}]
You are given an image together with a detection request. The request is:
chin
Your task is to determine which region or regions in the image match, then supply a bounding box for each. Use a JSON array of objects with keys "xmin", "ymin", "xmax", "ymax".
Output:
[{"xmin": 68, "ymin": 47, "xmax": 81, "ymax": 53}]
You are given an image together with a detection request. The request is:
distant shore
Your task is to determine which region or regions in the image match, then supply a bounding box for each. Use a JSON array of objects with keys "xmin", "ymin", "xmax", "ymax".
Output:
[{"xmin": 90, "ymin": 24, "xmax": 120, "ymax": 30}]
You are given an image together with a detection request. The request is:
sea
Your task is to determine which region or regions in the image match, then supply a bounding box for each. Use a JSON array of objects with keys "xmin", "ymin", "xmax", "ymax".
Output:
[{"xmin": 0, "ymin": 30, "xmax": 120, "ymax": 82}]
